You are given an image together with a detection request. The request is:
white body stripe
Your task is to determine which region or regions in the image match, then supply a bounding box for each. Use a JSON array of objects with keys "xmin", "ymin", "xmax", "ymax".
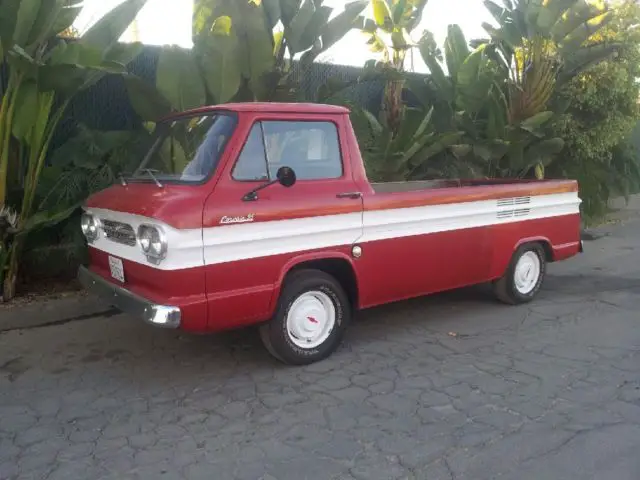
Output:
[
  {"xmin": 85, "ymin": 191, "xmax": 581, "ymax": 271},
  {"xmin": 361, "ymin": 191, "xmax": 579, "ymax": 243}
]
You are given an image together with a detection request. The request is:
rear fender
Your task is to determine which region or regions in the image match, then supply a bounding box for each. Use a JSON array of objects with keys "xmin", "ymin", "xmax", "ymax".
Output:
[{"xmin": 491, "ymin": 235, "xmax": 553, "ymax": 280}]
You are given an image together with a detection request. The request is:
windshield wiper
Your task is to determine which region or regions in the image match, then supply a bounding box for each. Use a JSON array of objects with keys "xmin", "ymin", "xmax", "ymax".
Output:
[{"xmin": 140, "ymin": 168, "xmax": 164, "ymax": 188}]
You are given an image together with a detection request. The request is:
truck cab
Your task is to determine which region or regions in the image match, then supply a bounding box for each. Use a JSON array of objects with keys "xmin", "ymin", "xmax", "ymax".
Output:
[{"xmin": 79, "ymin": 102, "xmax": 582, "ymax": 365}]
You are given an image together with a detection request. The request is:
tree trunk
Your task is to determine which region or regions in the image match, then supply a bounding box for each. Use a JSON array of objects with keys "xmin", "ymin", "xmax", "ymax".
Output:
[{"xmin": 2, "ymin": 237, "xmax": 22, "ymax": 302}]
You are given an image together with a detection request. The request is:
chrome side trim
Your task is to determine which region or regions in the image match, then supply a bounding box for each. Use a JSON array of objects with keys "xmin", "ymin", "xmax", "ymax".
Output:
[{"xmin": 77, "ymin": 266, "xmax": 181, "ymax": 328}]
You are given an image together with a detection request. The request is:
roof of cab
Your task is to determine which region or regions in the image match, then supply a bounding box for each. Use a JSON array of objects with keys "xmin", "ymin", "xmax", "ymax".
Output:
[{"xmin": 163, "ymin": 102, "xmax": 350, "ymax": 120}]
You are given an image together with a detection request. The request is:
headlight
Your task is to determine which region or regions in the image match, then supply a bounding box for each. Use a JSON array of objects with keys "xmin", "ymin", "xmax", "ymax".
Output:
[
  {"xmin": 138, "ymin": 224, "xmax": 167, "ymax": 264},
  {"xmin": 80, "ymin": 213, "xmax": 100, "ymax": 243}
]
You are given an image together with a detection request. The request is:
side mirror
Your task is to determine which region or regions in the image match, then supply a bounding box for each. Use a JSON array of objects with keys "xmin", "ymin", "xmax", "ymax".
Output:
[
  {"xmin": 242, "ymin": 166, "xmax": 297, "ymax": 202},
  {"xmin": 277, "ymin": 166, "xmax": 296, "ymax": 188}
]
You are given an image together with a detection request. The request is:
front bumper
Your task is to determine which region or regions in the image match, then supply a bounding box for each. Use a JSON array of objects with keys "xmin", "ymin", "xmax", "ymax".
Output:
[{"xmin": 78, "ymin": 266, "xmax": 181, "ymax": 329}]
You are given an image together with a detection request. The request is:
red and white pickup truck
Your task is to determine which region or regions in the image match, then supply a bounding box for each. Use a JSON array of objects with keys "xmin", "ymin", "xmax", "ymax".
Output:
[{"xmin": 79, "ymin": 102, "xmax": 583, "ymax": 364}]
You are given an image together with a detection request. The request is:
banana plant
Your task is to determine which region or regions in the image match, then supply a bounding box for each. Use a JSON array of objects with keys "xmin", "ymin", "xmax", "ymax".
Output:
[
  {"xmin": 414, "ymin": 23, "xmax": 565, "ymax": 180},
  {"xmin": 351, "ymin": 104, "xmax": 462, "ymax": 182},
  {"xmin": 0, "ymin": 0, "xmax": 147, "ymax": 301},
  {"xmin": 127, "ymin": 0, "xmax": 368, "ymax": 122},
  {"xmin": 479, "ymin": 0, "xmax": 618, "ymax": 123},
  {"xmin": 356, "ymin": 0, "xmax": 429, "ymax": 133}
]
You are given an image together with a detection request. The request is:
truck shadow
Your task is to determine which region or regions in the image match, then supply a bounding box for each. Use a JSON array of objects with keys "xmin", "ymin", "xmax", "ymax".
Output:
[{"xmin": 30, "ymin": 271, "xmax": 640, "ymax": 387}]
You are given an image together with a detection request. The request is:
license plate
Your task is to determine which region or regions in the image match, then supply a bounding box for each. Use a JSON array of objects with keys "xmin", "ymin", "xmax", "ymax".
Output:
[{"xmin": 108, "ymin": 256, "xmax": 125, "ymax": 283}]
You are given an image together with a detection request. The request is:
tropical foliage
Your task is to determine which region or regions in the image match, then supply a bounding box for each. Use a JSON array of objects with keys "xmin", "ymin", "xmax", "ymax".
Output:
[
  {"xmin": 359, "ymin": 0, "xmax": 623, "ymax": 183},
  {"xmin": 0, "ymin": 0, "xmax": 147, "ymax": 299},
  {"xmin": 357, "ymin": 0, "xmax": 428, "ymax": 132},
  {"xmin": 548, "ymin": 0, "xmax": 640, "ymax": 221},
  {"xmin": 126, "ymin": 0, "xmax": 369, "ymax": 121},
  {"xmin": 2, "ymin": 0, "xmax": 639, "ymax": 299}
]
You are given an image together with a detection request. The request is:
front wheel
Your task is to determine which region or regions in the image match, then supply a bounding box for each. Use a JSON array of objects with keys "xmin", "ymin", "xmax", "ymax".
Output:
[
  {"xmin": 260, "ymin": 269, "xmax": 351, "ymax": 365},
  {"xmin": 493, "ymin": 243, "xmax": 547, "ymax": 305}
]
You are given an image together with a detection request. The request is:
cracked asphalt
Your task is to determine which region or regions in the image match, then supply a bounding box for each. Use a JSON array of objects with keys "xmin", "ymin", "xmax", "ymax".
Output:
[{"xmin": 1, "ymin": 206, "xmax": 640, "ymax": 480}]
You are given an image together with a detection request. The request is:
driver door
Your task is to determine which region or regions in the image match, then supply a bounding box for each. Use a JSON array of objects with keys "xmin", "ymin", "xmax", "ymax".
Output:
[{"xmin": 202, "ymin": 114, "xmax": 363, "ymax": 328}]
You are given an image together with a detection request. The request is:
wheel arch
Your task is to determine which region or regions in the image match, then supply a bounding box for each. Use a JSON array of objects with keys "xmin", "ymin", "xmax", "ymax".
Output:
[
  {"xmin": 514, "ymin": 236, "xmax": 554, "ymax": 262},
  {"xmin": 491, "ymin": 236, "xmax": 554, "ymax": 281},
  {"xmin": 269, "ymin": 252, "xmax": 360, "ymax": 316}
]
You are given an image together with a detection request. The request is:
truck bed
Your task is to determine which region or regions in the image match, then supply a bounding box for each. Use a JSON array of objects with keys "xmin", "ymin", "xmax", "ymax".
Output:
[{"xmin": 370, "ymin": 178, "xmax": 559, "ymax": 194}]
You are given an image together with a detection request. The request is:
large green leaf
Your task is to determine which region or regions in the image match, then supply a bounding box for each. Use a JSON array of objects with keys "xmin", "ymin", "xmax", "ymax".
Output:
[
  {"xmin": 26, "ymin": 0, "xmax": 61, "ymax": 47},
  {"xmin": 409, "ymin": 131, "xmax": 463, "ymax": 166},
  {"xmin": 103, "ymin": 41, "xmax": 144, "ymax": 66},
  {"xmin": 560, "ymin": 11, "xmax": 612, "ymax": 52},
  {"xmin": 0, "ymin": 0, "xmax": 21, "ymax": 52},
  {"xmin": 156, "ymin": 46, "xmax": 206, "ymax": 111},
  {"xmin": 392, "ymin": 0, "xmax": 407, "ymax": 25},
  {"xmin": 19, "ymin": 203, "xmax": 81, "ymax": 236},
  {"xmin": 38, "ymin": 64, "xmax": 93, "ymax": 94},
  {"xmin": 558, "ymin": 43, "xmax": 620, "ymax": 86},
  {"xmin": 26, "ymin": 0, "xmax": 83, "ymax": 48},
  {"xmin": 362, "ymin": 108, "xmax": 383, "ymax": 136},
  {"xmin": 298, "ymin": 5, "xmax": 332, "ymax": 54},
  {"xmin": 50, "ymin": 41, "xmax": 103, "ymax": 67},
  {"xmin": 285, "ymin": 0, "xmax": 315, "ymax": 54},
  {"xmin": 455, "ymin": 46, "xmax": 485, "ymax": 109},
  {"xmin": 123, "ymin": 74, "xmax": 173, "ymax": 121},
  {"xmin": 405, "ymin": 0, "xmax": 429, "ymax": 32},
  {"xmin": 372, "ymin": 0, "xmax": 393, "ymax": 30},
  {"xmin": 483, "ymin": 0, "xmax": 507, "ymax": 24},
  {"xmin": 51, "ymin": 2, "xmax": 83, "ymax": 36},
  {"xmin": 200, "ymin": 33, "xmax": 241, "ymax": 104},
  {"xmin": 418, "ymin": 31, "xmax": 453, "ymax": 102},
  {"xmin": 262, "ymin": 0, "xmax": 282, "ymax": 30},
  {"xmin": 192, "ymin": 0, "xmax": 217, "ymax": 39},
  {"xmin": 522, "ymin": 137, "xmax": 565, "ymax": 175},
  {"xmin": 520, "ymin": 111, "xmax": 554, "ymax": 132},
  {"xmin": 300, "ymin": 0, "xmax": 368, "ymax": 67},
  {"xmin": 444, "ymin": 25, "xmax": 470, "ymax": 82},
  {"xmin": 13, "ymin": 0, "xmax": 42, "ymax": 47},
  {"xmin": 11, "ymin": 80, "xmax": 40, "ymax": 141},
  {"xmin": 6, "ymin": 45, "xmax": 38, "ymax": 78},
  {"xmin": 81, "ymin": 0, "xmax": 147, "ymax": 50},
  {"xmin": 412, "ymin": 106, "xmax": 434, "ymax": 140},
  {"xmin": 232, "ymin": 2, "xmax": 275, "ymax": 100},
  {"xmin": 550, "ymin": 0, "xmax": 601, "ymax": 44},
  {"xmin": 279, "ymin": 0, "xmax": 301, "ymax": 27},
  {"xmin": 536, "ymin": 0, "xmax": 576, "ymax": 34}
]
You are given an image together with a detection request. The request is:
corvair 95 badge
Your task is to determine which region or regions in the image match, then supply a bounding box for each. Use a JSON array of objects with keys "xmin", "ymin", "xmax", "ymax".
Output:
[{"xmin": 220, "ymin": 214, "xmax": 255, "ymax": 225}]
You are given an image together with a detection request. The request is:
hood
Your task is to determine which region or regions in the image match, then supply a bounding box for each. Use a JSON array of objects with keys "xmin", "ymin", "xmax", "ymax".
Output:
[{"xmin": 86, "ymin": 182, "xmax": 209, "ymax": 230}]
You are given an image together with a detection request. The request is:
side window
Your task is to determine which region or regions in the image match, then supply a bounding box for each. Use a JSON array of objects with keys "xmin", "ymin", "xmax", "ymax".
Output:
[
  {"xmin": 262, "ymin": 121, "xmax": 343, "ymax": 180},
  {"xmin": 232, "ymin": 124, "xmax": 269, "ymax": 181}
]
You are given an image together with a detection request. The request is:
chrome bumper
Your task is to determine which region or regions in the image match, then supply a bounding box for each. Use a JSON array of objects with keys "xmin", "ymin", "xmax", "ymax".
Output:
[{"xmin": 78, "ymin": 266, "xmax": 181, "ymax": 328}]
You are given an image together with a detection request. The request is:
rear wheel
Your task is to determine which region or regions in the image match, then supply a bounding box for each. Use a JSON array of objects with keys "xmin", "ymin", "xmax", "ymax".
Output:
[
  {"xmin": 493, "ymin": 243, "xmax": 547, "ymax": 305},
  {"xmin": 260, "ymin": 269, "xmax": 351, "ymax": 365}
]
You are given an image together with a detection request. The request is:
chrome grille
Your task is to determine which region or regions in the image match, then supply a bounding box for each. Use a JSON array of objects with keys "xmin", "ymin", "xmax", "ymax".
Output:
[{"xmin": 101, "ymin": 220, "xmax": 136, "ymax": 246}]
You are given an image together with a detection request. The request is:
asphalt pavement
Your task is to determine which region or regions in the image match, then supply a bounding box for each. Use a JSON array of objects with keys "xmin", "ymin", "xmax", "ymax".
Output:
[{"xmin": 1, "ymin": 201, "xmax": 639, "ymax": 480}]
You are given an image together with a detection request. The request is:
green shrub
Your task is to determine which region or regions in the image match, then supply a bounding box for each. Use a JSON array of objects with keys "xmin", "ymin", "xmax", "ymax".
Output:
[{"xmin": 548, "ymin": 0, "xmax": 640, "ymax": 222}]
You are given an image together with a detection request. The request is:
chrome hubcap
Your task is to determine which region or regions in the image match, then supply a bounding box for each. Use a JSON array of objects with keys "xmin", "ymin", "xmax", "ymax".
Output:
[
  {"xmin": 286, "ymin": 291, "xmax": 335, "ymax": 349},
  {"xmin": 514, "ymin": 251, "xmax": 541, "ymax": 295}
]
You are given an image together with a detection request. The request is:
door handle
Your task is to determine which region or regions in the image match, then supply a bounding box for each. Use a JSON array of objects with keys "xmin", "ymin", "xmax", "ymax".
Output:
[{"xmin": 336, "ymin": 192, "xmax": 362, "ymax": 199}]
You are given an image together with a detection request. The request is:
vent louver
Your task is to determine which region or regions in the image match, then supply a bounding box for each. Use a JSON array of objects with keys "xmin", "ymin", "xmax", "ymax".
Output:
[{"xmin": 497, "ymin": 197, "xmax": 532, "ymax": 220}]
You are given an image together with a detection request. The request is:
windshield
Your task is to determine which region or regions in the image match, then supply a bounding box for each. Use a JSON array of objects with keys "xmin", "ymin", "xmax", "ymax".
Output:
[{"xmin": 132, "ymin": 113, "xmax": 237, "ymax": 183}]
